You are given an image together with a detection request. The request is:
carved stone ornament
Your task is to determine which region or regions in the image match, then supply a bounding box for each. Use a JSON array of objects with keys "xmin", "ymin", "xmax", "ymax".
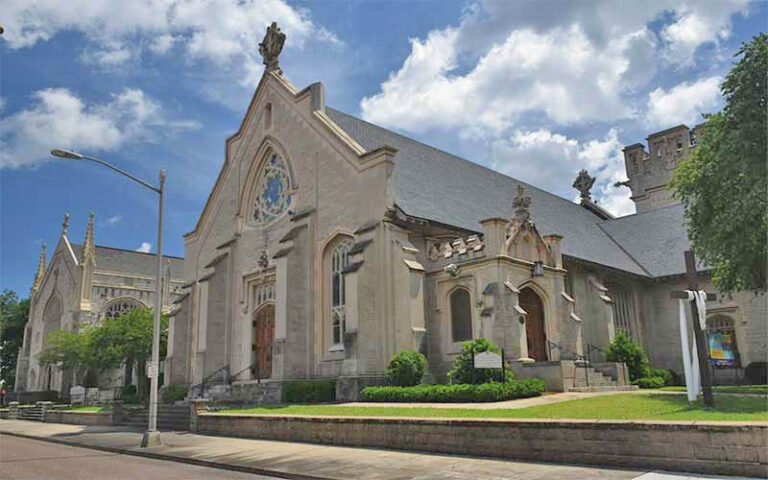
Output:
[
  {"xmin": 259, "ymin": 22, "xmax": 286, "ymax": 74},
  {"xmin": 512, "ymin": 184, "xmax": 531, "ymax": 223},
  {"xmin": 258, "ymin": 250, "xmax": 269, "ymax": 270},
  {"xmin": 573, "ymin": 169, "xmax": 596, "ymax": 202}
]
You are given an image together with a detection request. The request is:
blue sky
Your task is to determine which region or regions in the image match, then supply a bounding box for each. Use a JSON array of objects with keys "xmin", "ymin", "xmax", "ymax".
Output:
[{"xmin": 1, "ymin": 0, "xmax": 765, "ymax": 297}]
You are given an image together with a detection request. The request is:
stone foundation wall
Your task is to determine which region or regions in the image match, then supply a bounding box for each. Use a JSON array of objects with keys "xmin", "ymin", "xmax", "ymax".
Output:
[
  {"xmin": 44, "ymin": 411, "xmax": 111, "ymax": 426},
  {"xmin": 197, "ymin": 414, "xmax": 767, "ymax": 477}
]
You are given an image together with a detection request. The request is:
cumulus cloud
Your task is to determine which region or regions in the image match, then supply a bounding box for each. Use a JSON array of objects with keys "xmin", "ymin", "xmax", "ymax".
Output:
[
  {"xmin": 360, "ymin": 0, "xmax": 746, "ymax": 134},
  {"xmin": 0, "ymin": 88, "xmax": 198, "ymax": 169},
  {"xmin": 136, "ymin": 242, "xmax": 152, "ymax": 253},
  {"xmin": 492, "ymin": 128, "xmax": 634, "ymax": 217},
  {"xmin": 646, "ymin": 76, "xmax": 722, "ymax": 127},
  {"xmin": 2, "ymin": 0, "xmax": 339, "ymax": 86},
  {"xmin": 101, "ymin": 215, "xmax": 123, "ymax": 226}
]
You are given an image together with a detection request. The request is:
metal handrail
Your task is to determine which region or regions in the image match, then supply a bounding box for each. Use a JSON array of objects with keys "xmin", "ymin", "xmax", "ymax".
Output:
[{"xmin": 189, "ymin": 364, "xmax": 230, "ymax": 397}]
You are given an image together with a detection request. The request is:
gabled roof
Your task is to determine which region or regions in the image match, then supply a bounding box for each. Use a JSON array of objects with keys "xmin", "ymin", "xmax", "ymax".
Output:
[
  {"xmin": 598, "ymin": 204, "xmax": 691, "ymax": 277},
  {"xmin": 70, "ymin": 244, "xmax": 185, "ymax": 279},
  {"xmin": 326, "ymin": 108, "xmax": 650, "ymax": 276}
]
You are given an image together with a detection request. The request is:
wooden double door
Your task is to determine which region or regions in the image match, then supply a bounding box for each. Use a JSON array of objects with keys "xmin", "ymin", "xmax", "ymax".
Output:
[
  {"xmin": 519, "ymin": 288, "xmax": 548, "ymax": 361},
  {"xmin": 252, "ymin": 304, "xmax": 275, "ymax": 379}
]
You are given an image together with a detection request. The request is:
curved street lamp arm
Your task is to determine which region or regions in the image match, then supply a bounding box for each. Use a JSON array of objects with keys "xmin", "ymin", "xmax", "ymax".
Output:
[{"xmin": 81, "ymin": 154, "xmax": 160, "ymax": 194}]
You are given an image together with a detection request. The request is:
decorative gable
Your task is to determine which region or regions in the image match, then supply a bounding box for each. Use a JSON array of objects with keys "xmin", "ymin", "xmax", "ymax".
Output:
[{"xmin": 504, "ymin": 186, "xmax": 556, "ymax": 267}]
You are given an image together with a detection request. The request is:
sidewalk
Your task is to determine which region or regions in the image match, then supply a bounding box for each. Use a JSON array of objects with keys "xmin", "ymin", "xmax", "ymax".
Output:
[{"xmin": 0, "ymin": 419, "xmax": 651, "ymax": 480}]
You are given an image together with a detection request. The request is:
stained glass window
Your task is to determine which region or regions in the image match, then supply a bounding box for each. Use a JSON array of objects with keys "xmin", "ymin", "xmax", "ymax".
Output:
[
  {"xmin": 330, "ymin": 240, "xmax": 352, "ymax": 346},
  {"xmin": 104, "ymin": 298, "xmax": 143, "ymax": 319},
  {"xmin": 253, "ymin": 152, "xmax": 292, "ymax": 224}
]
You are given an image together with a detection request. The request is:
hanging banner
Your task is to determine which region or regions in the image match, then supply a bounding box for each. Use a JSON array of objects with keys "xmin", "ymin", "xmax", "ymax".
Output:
[{"xmin": 707, "ymin": 330, "xmax": 738, "ymax": 367}]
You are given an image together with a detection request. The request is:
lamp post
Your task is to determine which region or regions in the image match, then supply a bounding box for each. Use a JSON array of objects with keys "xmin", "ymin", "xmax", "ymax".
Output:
[{"xmin": 51, "ymin": 149, "xmax": 165, "ymax": 447}]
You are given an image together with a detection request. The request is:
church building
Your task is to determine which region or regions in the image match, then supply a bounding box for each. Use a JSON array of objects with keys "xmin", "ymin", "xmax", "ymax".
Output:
[
  {"xmin": 15, "ymin": 213, "xmax": 185, "ymax": 397},
  {"xmin": 164, "ymin": 23, "xmax": 765, "ymax": 401}
]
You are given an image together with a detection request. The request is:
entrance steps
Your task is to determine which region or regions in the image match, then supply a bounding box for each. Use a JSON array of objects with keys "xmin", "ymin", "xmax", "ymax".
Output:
[
  {"xmin": 568, "ymin": 385, "xmax": 638, "ymax": 392},
  {"xmin": 119, "ymin": 405, "xmax": 189, "ymax": 431},
  {"xmin": 566, "ymin": 365, "xmax": 638, "ymax": 392},
  {"xmin": 17, "ymin": 404, "xmax": 45, "ymax": 422}
]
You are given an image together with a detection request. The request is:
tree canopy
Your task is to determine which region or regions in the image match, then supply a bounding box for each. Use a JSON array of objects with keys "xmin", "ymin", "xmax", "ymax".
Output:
[
  {"xmin": 0, "ymin": 290, "xmax": 30, "ymax": 390},
  {"xmin": 672, "ymin": 33, "xmax": 767, "ymax": 293}
]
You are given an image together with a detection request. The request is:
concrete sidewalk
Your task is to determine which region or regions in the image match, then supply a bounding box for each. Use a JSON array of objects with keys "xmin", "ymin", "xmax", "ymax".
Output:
[{"xmin": 0, "ymin": 419, "xmax": 657, "ymax": 480}]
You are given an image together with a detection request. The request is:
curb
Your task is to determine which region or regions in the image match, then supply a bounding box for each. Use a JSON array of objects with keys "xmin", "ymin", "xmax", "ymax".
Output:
[{"xmin": 0, "ymin": 430, "xmax": 335, "ymax": 480}]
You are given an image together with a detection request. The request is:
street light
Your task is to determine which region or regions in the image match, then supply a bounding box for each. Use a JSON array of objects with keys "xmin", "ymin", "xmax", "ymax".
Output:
[{"xmin": 51, "ymin": 148, "xmax": 165, "ymax": 448}]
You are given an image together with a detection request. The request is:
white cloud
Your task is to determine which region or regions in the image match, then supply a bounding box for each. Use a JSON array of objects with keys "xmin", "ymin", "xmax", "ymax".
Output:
[
  {"xmin": 136, "ymin": 242, "xmax": 152, "ymax": 253},
  {"xmin": 492, "ymin": 128, "xmax": 634, "ymax": 217},
  {"xmin": 2, "ymin": 0, "xmax": 340, "ymax": 85},
  {"xmin": 0, "ymin": 88, "xmax": 198, "ymax": 169},
  {"xmin": 646, "ymin": 76, "xmax": 722, "ymax": 127},
  {"xmin": 102, "ymin": 215, "xmax": 123, "ymax": 226}
]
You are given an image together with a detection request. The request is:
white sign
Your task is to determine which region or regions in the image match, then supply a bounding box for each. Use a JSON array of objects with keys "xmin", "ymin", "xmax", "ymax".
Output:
[
  {"xmin": 146, "ymin": 361, "xmax": 159, "ymax": 378},
  {"xmin": 474, "ymin": 351, "xmax": 503, "ymax": 369}
]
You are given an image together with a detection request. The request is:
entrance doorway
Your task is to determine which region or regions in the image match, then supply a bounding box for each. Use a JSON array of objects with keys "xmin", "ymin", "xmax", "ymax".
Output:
[
  {"xmin": 520, "ymin": 288, "xmax": 548, "ymax": 361},
  {"xmin": 252, "ymin": 303, "xmax": 275, "ymax": 379}
]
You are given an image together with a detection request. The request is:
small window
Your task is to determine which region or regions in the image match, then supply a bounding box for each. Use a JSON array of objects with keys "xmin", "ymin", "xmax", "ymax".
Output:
[
  {"xmin": 689, "ymin": 130, "xmax": 697, "ymax": 146},
  {"xmin": 329, "ymin": 240, "xmax": 353, "ymax": 347},
  {"xmin": 450, "ymin": 288, "xmax": 473, "ymax": 342}
]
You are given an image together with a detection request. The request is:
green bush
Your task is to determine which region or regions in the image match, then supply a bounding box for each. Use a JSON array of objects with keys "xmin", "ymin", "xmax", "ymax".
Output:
[
  {"xmin": 648, "ymin": 368, "xmax": 673, "ymax": 386},
  {"xmin": 122, "ymin": 385, "xmax": 139, "ymax": 404},
  {"xmin": 361, "ymin": 379, "xmax": 545, "ymax": 403},
  {"xmin": 447, "ymin": 338, "xmax": 513, "ymax": 384},
  {"xmin": 386, "ymin": 351, "xmax": 427, "ymax": 387},
  {"xmin": 161, "ymin": 384, "xmax": 188, "ymax": 404},
  {"xmin": 282, "ymin": 380, "xmax": 336, "ymax": 403},
  {"xmin": 606, "ymin": 332, "xmax": 650, "ymax": 381},
  {"xmin": 632, "ymin": 376, "xmax": 666, "ymax": 389}
]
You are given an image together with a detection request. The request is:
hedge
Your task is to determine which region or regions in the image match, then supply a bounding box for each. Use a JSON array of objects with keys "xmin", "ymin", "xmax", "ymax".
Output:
[
  {"xmin": 282, "ymin": 380, "xmax": 337, "ymax": 403},
  {"xmin": 361, "ymin": 379, "xmax": 546, "ymax": 403},
  {"xmin": 386, "ymin": 350, "xmax": 427, "ymax": 386},
  {"xmin": 648, "ymin": 368, "xmax": 674, "ymax": 386},
  {"xmin": 632, "ymin": 376, "xmax": 666, "ymax": 389}
]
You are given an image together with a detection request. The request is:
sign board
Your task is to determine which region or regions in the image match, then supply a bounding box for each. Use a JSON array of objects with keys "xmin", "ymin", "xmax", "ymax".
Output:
[
  {"xmin": 146, "ymin": 361, "xmax": 159, "ymax": 378},
  {"xmin": 474, "ymin": 351, "xmax": 503, "ymax": 369}
]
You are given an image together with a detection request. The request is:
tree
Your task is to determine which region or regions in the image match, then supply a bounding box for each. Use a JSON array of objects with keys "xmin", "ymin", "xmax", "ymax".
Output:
[
  {"xmin": 671, "ymin": 34, "xmax": 767, "ymax": 293},
  {"xmin": 447, "ymin": 338, "xmax": 513, "ymax": 384},
  {"xmin": 0, "ymin": 290, "xmax": 30, "ymax": 390},
  {"xmin": 37, "ymin": 328, "xmax": 96, "ymax": 385},
  {"xmin": 89, "ymin": 308, "xmax": 168, "ymax": 401}
]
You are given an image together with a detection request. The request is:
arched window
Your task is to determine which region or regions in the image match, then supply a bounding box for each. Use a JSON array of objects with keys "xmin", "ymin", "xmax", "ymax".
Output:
[
  {"xmin": 104, "ymin": 298, "xmax": 144, "ymax": 319},
  {"xmin": 450, "ymin": 288, "xmax": 472, "ymax": 342},
  {"xmin": 608, "ymin": 283, "xmax": 634, "ymax": 339},
  {"xmin": 329, "ymin": 239, "xmax": 353, "ymax": 347},
  {"xmin": 252, "ymin": 151, "xmax": 292, "ymax": 224},
  {"xmin": 42, "ymin": 295, "xmax": 62, "ymax": 341}
]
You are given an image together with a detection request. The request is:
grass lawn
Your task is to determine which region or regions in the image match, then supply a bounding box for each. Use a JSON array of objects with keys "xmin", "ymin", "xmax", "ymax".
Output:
[
  {"xmin": 60, "ymin": 405, "xmax": 106, "ymax": 412},
  {"xmin": 219, "ymin": 393, "xmax": 768, "ymax": 422},
  {"xmin": 660, "ymin": 385, "xmax": 767, "ymax": 395}
]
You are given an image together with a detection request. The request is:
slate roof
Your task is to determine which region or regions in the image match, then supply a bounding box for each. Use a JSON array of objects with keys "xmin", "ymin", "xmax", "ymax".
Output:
[
  {"xmin": 326, "ymin": 108, "xmax": 690, "ymax": 278},
  {"xmin": 598, "ymin": 204, "xmax": 691, "ymax": 277},
  {"xmin": 70, "ymin": 244, "xmax": 185, "ymax": 279}
]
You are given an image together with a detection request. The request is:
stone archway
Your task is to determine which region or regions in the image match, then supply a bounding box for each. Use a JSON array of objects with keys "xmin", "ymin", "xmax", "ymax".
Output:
[
  {"xmin": 252, "ymin": 303, "xmax": 275, "ymax": 379},
  {"xmin": 520, "ymin": 287, "xmax": 548, "ymax": 361}
]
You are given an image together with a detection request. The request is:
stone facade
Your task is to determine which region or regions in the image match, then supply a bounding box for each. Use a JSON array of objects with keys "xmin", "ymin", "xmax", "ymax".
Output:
[{"xmin": 15, "ymin": 214, "xmax": 185, "ymax": 396}]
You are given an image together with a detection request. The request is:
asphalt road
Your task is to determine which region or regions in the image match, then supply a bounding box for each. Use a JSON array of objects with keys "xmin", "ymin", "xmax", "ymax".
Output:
[{"xmin": 0, "ymin": 435, "xmax": 280, "ymax": 480}]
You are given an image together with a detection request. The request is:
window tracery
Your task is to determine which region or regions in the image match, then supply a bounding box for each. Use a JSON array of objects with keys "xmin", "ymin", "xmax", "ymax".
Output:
[
  {"xmin": 104, "ymin": 298, "xmax": 144, "ymax": 319},
  {"xmin": 330, "ymin": 240, "xmax": 353, "ymax": 347},
  {"xmin": 253, "ymin": 152, "xmax": 292, "ymax": 224}
]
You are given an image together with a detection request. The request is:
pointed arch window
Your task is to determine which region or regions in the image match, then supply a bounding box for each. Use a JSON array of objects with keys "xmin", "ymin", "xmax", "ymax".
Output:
[
  {"xmin": 330, "ymin": 240, "xmax": 353, "ymax": 347},
  {"xmin": 104, "ymin": 298, "xmax": 144, "ymax": 319},
  {"xmin": 253, "ymin": 152, "xmax": 293, "ymax": 224},
  {"xmin": 450, "ymin": 288, "xmax": 473, "ymax": 342}
]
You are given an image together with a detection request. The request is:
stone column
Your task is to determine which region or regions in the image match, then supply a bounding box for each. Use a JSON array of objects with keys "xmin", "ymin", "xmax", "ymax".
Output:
[
  {"xmin": 189, "ymin": 398, "xmax": 210, "ymax": 432},
  {"xmin": 480, "ymin": 218, "xmax": 508, "ymax": 257},
  {"xmin": 109, "ymin": 400, "xmax": 123, "ymax": 425}
]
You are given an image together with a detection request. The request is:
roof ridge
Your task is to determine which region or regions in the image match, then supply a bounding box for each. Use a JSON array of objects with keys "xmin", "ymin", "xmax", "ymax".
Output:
[
  {"xmin": 596, "ymin": 222, "xmax": 652, "ymax": 277},
  {"xmin": 326, "ymin": 107, "xmax": 606, "ymax": 223},
  {"xmin": 70, "ymin": 242, "xmax": 184, "ymax": 260}
]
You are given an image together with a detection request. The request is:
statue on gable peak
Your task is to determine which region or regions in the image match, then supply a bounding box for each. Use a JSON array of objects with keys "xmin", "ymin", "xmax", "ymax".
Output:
[
  {"xmin": 512, "ymin": 184, "xmax": 531, "ymax": 223},
  {"xmin": 573, "ymin": 169, "xmax": 595, "ymax": 202},
  {"xmin": 259, "ymin": 22, "xmax": 286, "ymax": 74}
]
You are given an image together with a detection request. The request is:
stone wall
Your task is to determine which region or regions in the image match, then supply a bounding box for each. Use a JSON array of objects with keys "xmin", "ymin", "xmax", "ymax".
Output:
[
  {"xmin": 197, "ymin": 414, "xmax": 767, "ymax": 477},
  {"xmin": 44, "ymin": 410, "xmax": 111, "ymax": 426}
]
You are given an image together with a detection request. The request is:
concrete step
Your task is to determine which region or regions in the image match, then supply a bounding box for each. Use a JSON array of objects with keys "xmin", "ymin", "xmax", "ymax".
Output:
[{"xmin": 568, "ymin": 385, "xmax": 639, "ymax": 392}]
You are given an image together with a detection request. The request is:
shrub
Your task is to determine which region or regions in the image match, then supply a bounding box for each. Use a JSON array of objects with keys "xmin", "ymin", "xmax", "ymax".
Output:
[
  {"xmin": 361, "ymin": 379, "xmax": 545, "ymax": 403},
  {"xmin": 122, "ymin": 385, "xmax": 139, "ymax": 404},
  {"xmin": 632, "ymin": 376, "xmax": 666, "ymax": 389},
  {"xmin": 282, "ymin": 380, "xmax": 336, "ymax": 403},
  {"xmin": 447, "ymin": 338, "xmax": 513, "ymax": 385},
  {"xmin": 386, "ymin": 351, "xmax": 427, "ymax": 387},
  {"xmin": 606, "ymin": 332, "xmax": 650, "ymax": 381},
  {"xmin": 648, "ymin": 368, "xmax": 673, "ymax": 386},
  {"xmin": 161, "ymin": 384, "xmax": 188, "ymax": 404}
]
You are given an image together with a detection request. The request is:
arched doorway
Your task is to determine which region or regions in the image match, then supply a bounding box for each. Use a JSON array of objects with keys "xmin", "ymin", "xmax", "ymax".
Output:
[
  {"xmin": 251, "ymin": 303, "xmax": 275, "ymax": 380},
  {"xmin": 520, "ymin": 288, "xmax": 548, "ymax": 361}
]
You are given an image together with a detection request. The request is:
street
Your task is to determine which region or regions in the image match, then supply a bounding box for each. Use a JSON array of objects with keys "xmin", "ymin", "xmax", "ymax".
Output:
[{"xmin": 0, "ymin": 435, "xmax": 279, "ymax": 480}]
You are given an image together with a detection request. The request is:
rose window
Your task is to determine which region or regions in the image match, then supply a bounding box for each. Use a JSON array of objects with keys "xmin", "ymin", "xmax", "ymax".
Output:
[{"xmin": 253, "ymin": 153, "xmax": 292, "ymax": 224}]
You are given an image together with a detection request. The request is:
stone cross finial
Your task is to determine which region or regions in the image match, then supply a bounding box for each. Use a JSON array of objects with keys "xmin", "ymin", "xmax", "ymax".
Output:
[
  {"xmin": 259, "ymin": 22, "xmax": 286, "ymax": 74},
  {"xmin": 61, "ymin": 213, "xmax": 70, "ymax": 236},
  {"xmin": 513, "ymin": 184, "xmax": 531, "ymax": 222},
  {"xmin": 573, "ymin": 169, "xmax": 596, "ymax": 202}
]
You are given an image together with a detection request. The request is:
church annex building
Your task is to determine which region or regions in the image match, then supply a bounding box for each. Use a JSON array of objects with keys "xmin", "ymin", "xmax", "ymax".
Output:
[{"xmin": 16, "ymin": 24, "xmax": 766, "ymax": 401}]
